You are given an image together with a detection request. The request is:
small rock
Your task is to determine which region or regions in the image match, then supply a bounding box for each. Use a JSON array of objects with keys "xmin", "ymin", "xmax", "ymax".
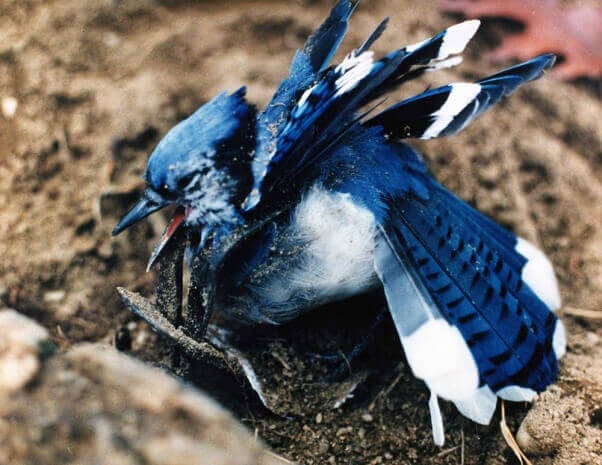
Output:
[
  {"xmin": 361, "ymin": 413, "xmax": 373, "ymax": 423},
  {"xmin": 134, "ymin": 327, "xmax": 149, "ymax": 348},
  {"xmin": 72, "ymin": 235, "xmax": 97, "ymax": 254},
  {"xmin": 586, "ymin": 331, "xmax": 599, "ymax": 345},
  {"xmin": 0, "ymin": 310, "xmax": 51, "ymax": 395},
  {"xmin": 516, "ymin": 411, "xmax": 560, "ymax": 457},
  {"xmin": 44, "ymin": 290, "xmax": 66, "ymax": 303},
  {"xmin": 69, "ymin": 111, "xmax": 90, "ymax": 138},
  {"xmin": 0, "ymin": 343, "xmax": 283, "ymax": 465},
  {"xmin": 104, "ymin": 32, "xmax": 121, "ymax": 48},
  {"xmin": 315, "ymin": 412, "xmax": 323, "ymax": 424},
  {"xmin": 114, "ymin": 327, "xmax": 132, "ymax": 352},
  {"xmin": 318, "ymin": 439, "xmax": 330, "ymax": 454},
  {"xmin": 97, "ymin": 239, "xmax": 115, "ymax": 259},
  {"xmin": 336, "ymin": 426, "xmax": 352, "ymax": 437},
  {"xmin": 516, "ymin": 426, "xmax": 539, "ymax": 454},
  {"xmin": 1, "ymin": 97, "xmax": 17, "ymax": 119}
]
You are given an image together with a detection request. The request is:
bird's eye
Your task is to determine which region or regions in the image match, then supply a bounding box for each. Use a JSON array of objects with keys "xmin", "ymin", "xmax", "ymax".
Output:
[{"xmin": 155, "ymin": 183, "xmax": 172, "ymax": 198}]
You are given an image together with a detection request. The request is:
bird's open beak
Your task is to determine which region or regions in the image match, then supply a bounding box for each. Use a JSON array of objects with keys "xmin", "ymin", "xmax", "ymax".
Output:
[
  {"xmin": 113, "ymin": 189, "xmax": 189, "ymax": 272},
  {"xmin": 112, "ymin": 189, "xmax": 171, "ymax": 236},
  {"xmin": 146, "ymin": 207, "xmax": 186, "ymax": 271}
]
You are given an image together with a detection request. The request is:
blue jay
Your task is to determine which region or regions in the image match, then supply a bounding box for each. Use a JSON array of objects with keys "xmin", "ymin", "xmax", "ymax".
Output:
[{"xmin": 113, "ymin": 0, "xmax": 565, "ymax": 446}]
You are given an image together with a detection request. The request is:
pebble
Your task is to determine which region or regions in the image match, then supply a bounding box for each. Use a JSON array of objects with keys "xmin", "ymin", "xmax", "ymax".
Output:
[
  {"xmin": 516, "ymin": 426, "xmax": 538, "ymax": 454},
  {"xmin": 103, "ymin": 32, "xmax": 120, "ymax": 48},
  {"xmin": 336, "ymin": 426, "xmax": 352, "ymax": 437},
  {"xmin": 1, "ymin": 97, "xmax": 17, "ymax": 119},
  {"xmin": 0, "ymin": 310, "xmax": 50, "ymax": 395},
  {"xmin": 134, "ymin": 328, "xmax": 149, "ymax": 347},
  {"xmin": 318, "ymin": 439, "xmax": 329, "ymax": 454},
  {"xmin": 586, "ymin": 331, "xmax": 599, "ymax": 345},
  {"xmin": 44, "ymin": 290, "xmax": 65, "ymax": 303},
  {"xmin": 361, "ymin": 413, "xmax": 374, "ymax": 423},
  {"xmin": 97, "ymin": 240, "xmax": 114, "ymax": 259},
  {"xmin": 516, "ymin": 416, "xmax": 557, "ymax": 456},
  {"xmin": 315, "ymin": 412, "xmax": 323, "ymax": 424}
]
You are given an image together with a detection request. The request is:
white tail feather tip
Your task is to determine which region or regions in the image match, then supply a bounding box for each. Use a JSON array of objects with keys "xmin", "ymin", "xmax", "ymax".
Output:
[
  {"xmin": 429, "ymin": 393, "xmax": 445, "ymax": 446},
  {"xmin": 515, "ymin": 238, "xmax": 562, "ymax": 311},
  {"xmin": 402, "ymin": 319, "xmax": 479, "ymax": 401},
  {"xmin": 440, "ymin": 20, "xmax": 481, "ymax": 58},
  {"xmin": 497, "ymin": 386, "xmax": 537, "ymax": 402},
  {"xmin": 453, "ymin": 385, "xmax": 497, "ymax": 425},
  {"xmin": 553, "ymin": 319, "xmax": 567, "ymax": 359}
]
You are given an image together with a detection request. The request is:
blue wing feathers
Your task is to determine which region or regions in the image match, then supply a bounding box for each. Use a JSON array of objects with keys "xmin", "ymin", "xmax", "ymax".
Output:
[
  {"xmin": 302, "ymin": 0, "xmax": 358, "ymax": 72},
  {"xmin": 366, "ymin": 54, "xmax": 554, "ymax": 140},
  {"xmin": 361, "ymin": 20, "xmax": 480, "ymax": 103},
  {"xmin": 358, "ymin": 17, "xmax": 389, "ymax": 54},
  {"xmin": 251, "ymin": 0, "xmax": 358, "ymax": 201},
  {"xmin": 397, "ymin": 149, "xmax": 525, "ymax": 270},
  {"xmin": 247, "ymin": 20, "xmax": 485, "ymax": 209},
  {"xmin": 478, "ymin": 54, "xmax": 556, "ymax": 87},
  {"xmin": 249, "ymin": 52, "xmax": 407, "ymax": 207},
  {"xmin": 250, "ymin": 14, "xmax": 554, "ymax": 211}
]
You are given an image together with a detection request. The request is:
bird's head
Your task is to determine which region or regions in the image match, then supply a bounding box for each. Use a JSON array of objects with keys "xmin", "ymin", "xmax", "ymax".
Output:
[{"xmin": 113, "ymin": 88, "xmax": 256, "ymax": 267}]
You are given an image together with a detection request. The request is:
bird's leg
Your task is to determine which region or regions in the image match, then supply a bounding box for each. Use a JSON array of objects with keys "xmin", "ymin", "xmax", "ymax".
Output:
[
  {"xmin": 117, "ymin": 235, "xmax": 233, "ymax": 372},
  {"xmin": 116, "ymin": 227, "xmax": 189, "ymax": 346},
  {"xmin": 118, "ymin": 225, "xmax": 185, "ymax": 334},
  {"xmin": 329, "ymin": 306, "xmax": 388, "ymax": 380},
  {"xmin": 185, "ymin": 254, "xmax": 216, "ymax": 341},
  {"xmin": 307, "ymin": 306, "xmax": 389, "ymax": 380},
  {"xmin": 184, "ymin": 216, "xmax": 284, "ymax": 341},
  {"xmin": 156, "ymin": 227, "xmax": 185, "ymax": 328},
  {"xmin": 117, "ymin": 286, "xmax": 225, "ymax": 365},
  {"xmin": 119, "ymin": 214, "xmax": 285, "ymax": 362}
]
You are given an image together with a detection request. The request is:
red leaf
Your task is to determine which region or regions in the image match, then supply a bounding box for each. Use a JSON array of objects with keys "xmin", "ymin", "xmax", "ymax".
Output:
[{"xmin": 440, "ymin": 0, "xmax": 602, "ymax": 80}]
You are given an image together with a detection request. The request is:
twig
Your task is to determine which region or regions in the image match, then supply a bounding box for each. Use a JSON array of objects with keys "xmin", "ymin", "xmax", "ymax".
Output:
[
  {"xmin": 369, "ymin": 363, "xmax": 404, "ymax": 411},
  {"xmin": 338, "ymin": 348, "xmax": 352, "ymax": 375},
  {"xmin": 500, "ymin": 401, "xmax": 533, "ymax": 465},
  {"xmin": 267, "ymin": 450, "xmax": 295, "ymax": 464},
  {"xmin": 562, "ymin": 306, "xmax": 602, "ymax": 320},
  {"xmin": 383, "ymin": 368, "xmax": 404, "ymax": 398},
  {"xmin": 461, "ymin": 427, "xmax": 465, "ymax": 465},
  {"xmin": 271, "ymin": 351, "xmax": 291, "ymax": 371},
  {"xmin": 436, "ymin": 445, "xmax": 460, "ymax": 457}
]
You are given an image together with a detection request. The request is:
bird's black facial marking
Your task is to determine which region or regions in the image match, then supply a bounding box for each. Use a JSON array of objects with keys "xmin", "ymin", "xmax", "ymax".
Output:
[
  {"xmin": 176, "ymin": 172, "xmax": 197, "ymax": 191},
  {"xmin": 153, "ymin": 183, "xmax": 177, "ymax": 201}
]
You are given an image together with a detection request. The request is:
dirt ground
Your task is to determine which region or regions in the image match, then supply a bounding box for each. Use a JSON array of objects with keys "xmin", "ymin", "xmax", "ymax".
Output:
[{"xmin": 1, "ymin": 0, "xmax": 601, "ymax": 464}]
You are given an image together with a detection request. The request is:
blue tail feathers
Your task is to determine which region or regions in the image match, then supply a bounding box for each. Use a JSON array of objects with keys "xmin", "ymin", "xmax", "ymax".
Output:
[{"xmin": 374, "ymin": 174, "xmax": 564, "ymax": 444}]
